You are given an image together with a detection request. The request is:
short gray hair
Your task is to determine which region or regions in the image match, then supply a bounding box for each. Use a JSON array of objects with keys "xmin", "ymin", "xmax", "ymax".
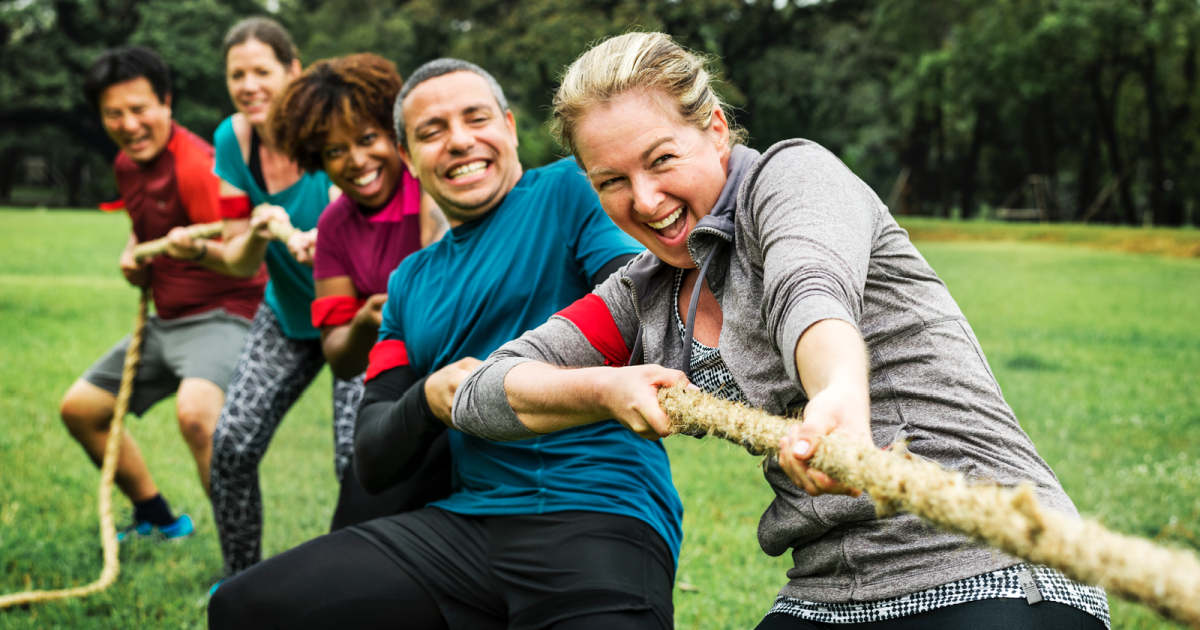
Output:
[{"xmin": 393, "ymin": 58, "xmax": 509, "ymax": 148}]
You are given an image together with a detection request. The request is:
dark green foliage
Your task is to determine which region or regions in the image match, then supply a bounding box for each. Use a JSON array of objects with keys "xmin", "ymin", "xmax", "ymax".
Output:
[{"xmin": 5, "ymin": 0, "xmax": 1200, "ymax": 225}]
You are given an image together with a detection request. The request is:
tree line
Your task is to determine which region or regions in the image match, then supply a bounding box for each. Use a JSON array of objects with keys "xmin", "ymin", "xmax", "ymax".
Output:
[{"xmin": 3, "ymin": 0, "xmax": 1199, "ymax": 226}]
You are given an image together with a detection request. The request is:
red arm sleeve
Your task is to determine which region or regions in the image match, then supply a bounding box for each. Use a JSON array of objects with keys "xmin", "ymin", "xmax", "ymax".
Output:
[
  {"xmin": 365, "ymin": 340, "xmax": 410, "ymax": 382},
  {"xmin": 554, "ymin": 294, "xmax": 631, "ymax": 367},
  {"xmin": 312, "ymin": 295, "xmax": 367, "ymax": 328}
]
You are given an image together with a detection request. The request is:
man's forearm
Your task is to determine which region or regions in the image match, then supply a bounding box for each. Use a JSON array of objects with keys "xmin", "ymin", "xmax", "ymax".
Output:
[{"xmin": 354, "ymin": 366, "xmax": 445, "ymax": 494}]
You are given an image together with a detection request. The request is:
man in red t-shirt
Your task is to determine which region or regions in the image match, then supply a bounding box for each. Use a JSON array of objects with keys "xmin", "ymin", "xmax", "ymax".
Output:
[{"xmin": 59, "ymin": 46, "xmax": 267, "ymax": 541}]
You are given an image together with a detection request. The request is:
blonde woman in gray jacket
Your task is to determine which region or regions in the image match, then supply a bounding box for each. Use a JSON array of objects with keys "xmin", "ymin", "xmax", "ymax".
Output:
[{"xmin": 453, "ymin": 32, "xmax": 1109, "ymax": 630}]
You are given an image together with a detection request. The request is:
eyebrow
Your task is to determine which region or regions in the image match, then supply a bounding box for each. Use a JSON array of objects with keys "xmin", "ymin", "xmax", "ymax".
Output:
[
  {"xmin": 641, "ymin": 136, "xmax": 674, "ymax": 161},
  {"xmin": 412, "ymin": 102, "xmax": 494, "ymax": 132},
  {"xmin": 586, "ymin": 136, "xmax": 675, "ymax": 179}
]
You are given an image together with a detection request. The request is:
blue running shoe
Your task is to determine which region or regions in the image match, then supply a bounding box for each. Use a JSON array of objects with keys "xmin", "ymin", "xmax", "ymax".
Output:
[{"xmin": 117, "ymin": 514, "xmax": 195, "ymax": 542}]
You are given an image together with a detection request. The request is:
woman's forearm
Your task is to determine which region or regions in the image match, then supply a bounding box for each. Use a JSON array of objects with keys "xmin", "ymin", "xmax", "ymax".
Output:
[
  {"xmin": 794, "ymin": 318, "xmax": 871, "ymax": 403},
  {"xmin": 780, "ymin": 318, "xmax": 874, "ymax": 496},
  {"xmin": 503, "ymin": 362, "xmax": 615, "ymax": 433},
  {"xmin": 500, "ymin": 361, "xmax": 688, "ymax": 439},
  {"xmin": 320, "ymin": 321, "xmax": 376, "ymax": 380},
  {"xmin": 220, "ymin": 219, "xmax": 271, "ymax": 277}
]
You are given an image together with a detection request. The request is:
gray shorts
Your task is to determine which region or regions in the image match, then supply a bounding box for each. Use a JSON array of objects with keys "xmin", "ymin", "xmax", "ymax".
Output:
[{"xmin": 82, "ymin": 309, "xmax": 252, "ymax": 417}]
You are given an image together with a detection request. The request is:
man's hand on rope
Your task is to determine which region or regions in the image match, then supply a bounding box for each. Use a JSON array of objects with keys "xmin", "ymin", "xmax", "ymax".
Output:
[
  {"xmin": 780, "ymin": 380, "xmax": 872, "ymax": 497},
  {"xmin": 426, "ymin": 357, "xmax": 484, "ymax": 425},
  {"xmin": 287, "ymin": 229, "xmax": 317, "ymax": 266},
  {"xmin": 163, "ymin": 226, "xmax": 206, "ymax": 261},
  {"xmin": 598, "ymin": 365, "xmax": 690, "ymax": 440},
  {"xmin": 119, "ymin": 244, "xmax": 149, "ymax": 287}
]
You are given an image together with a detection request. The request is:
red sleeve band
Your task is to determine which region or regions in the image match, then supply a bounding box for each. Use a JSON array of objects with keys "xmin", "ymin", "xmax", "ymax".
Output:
[
  {"xmin": 219, "ymin": 195, "xmax": 252, "ymax": 219},
  {"xmin": 98, "ymin": 199, "xmax": 126, "ymax": 212},
  {"xmin": 311, "ymin": 295, "xmax": 367, "ymax": 329},
  {"xmin": 365, "ymin": 339, "xmax": 409, "ymax": 382},
  {"xmin": 554, "ymin": 294, "xmax": 631, "ymax": 366}
]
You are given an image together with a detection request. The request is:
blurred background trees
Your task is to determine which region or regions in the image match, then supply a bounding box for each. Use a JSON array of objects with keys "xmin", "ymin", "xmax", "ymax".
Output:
[{"xmin": 2, "ymin": 0, "xmax": 1198, "ymax": 226}]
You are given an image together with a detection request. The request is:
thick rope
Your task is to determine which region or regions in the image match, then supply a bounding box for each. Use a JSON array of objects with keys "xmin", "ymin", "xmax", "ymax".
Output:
[
  {"xmin": 0, "ymin": 289, "xmax": 149, "ymax": 609},
  {"xmin": 130, "ymin": 205, "xmax": 298, "ymax": 261},
  {"xmin": 252, "ymin": 204, "xmax": 298, "ymax": 243},
  {"xmin": 131, "ymin": 222, "xmax": 223, "ymax": 260},
  {"xmin": 658, "ymin": 385, "xmax": 1200, "ymax": 629},
  {"xmin": 1, "ymin": 209, "xmax": 300, "ymax": 609}
]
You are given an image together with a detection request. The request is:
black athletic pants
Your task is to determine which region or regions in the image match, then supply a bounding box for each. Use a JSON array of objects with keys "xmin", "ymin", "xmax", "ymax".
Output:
[{"xmin": 207, "ymin": 529, "xmax": 663, "ymax": 630}]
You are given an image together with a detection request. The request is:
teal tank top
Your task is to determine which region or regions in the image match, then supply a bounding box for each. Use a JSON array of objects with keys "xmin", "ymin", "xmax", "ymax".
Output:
[{"xmin": 213, "ymin": 116, "xmax": 331, "ymax": 340}]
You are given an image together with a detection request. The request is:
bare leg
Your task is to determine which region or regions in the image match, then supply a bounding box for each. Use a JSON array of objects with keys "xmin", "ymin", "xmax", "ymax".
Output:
[
  {"xmin": 60, "ymin": 378, "xmax": 159, "ymax": 502},
  {"xmin": 176, "ymin": 377, "xmax": 224, "ymax": 497}
]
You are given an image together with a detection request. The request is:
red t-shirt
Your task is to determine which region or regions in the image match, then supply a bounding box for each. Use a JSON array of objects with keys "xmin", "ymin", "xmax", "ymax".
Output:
[
  {"xmin": 110, "ymin": 122, "xmax": 266, "ymax": 320},
  {"xmin": 313, "ymin": 169, "xmax": 422, "ymax": 296}
]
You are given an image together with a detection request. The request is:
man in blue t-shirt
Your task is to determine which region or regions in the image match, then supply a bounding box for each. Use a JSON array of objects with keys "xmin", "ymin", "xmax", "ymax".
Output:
[{"xmin": 210, "ymin": 60, "xmax": 680, "ymax": 630}]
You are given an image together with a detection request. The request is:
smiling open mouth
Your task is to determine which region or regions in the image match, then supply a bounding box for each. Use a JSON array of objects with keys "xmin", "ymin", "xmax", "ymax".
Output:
[
  {"xmin": 447, "ymin": 160, "xmax": 488, "ymax": 179},
  {"xmin": 352, "ymin": 169, "xmax": 379, "ymax": 187},
  {"xmin": 648, "ymin": 207, "xmax": 683, "ymax": 230},
  {"xmin": 648, "ymin": 206, "xmax": 688, "ymax": 240}
]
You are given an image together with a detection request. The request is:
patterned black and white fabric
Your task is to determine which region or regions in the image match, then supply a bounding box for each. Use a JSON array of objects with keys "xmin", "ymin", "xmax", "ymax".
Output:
[
  {"xmin": 210, "ymin": 304, "xmax": 363, "ymax": 576},
  {"xmin": 672, "ymin": 270, "xmax": 1110, "ymax": 628},
  {"xmin": 767, "ymin": 564, "xmax": 1109, "ymax": 627},
  {"xmin": 672, "ymin": 270, "xmax": 747, "ymax": 403}
]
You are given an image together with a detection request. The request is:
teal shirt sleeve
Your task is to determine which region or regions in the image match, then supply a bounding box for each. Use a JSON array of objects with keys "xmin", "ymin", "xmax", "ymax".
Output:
[
  {"xmin": 378, "ymin": 266, "xmax": 407, "ymax": 344},
  {"xmin": 213, "ymin": 117, "xmax": 253, "ymax": 195},
  {"xmin": 552, "ymin": 161, "xmax": 643, "ymax": 280}
]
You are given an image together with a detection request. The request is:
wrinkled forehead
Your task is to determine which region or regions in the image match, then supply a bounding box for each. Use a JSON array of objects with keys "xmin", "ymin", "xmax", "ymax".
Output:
[{"xmin": 401, "ymin": 71, "xmax": 502, "ymax": 131}]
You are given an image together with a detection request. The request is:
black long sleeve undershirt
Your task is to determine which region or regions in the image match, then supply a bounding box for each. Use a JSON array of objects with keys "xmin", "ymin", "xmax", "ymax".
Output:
[
  {"xmin": 592, "ymin": 253, "xmax": 637, "ymax": 288},
  {"xmin": 353, "ymin": 365, "xmax": 445, "ymax": 494},
  {"xmin": 353, "ymin": 253, "xmax": 638, "ymax": 494}
]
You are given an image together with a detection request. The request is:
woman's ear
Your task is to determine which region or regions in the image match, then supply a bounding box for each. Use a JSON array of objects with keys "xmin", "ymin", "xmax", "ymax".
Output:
[{"xmin": 709, "ymin": 107, "xmax": 731, "ymax": 151}]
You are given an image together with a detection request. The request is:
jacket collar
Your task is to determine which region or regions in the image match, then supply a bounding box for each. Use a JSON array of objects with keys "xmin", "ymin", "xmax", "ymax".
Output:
[{"xmin": 687, "ymin": 144, "xmax": 761, "ymax": 251}]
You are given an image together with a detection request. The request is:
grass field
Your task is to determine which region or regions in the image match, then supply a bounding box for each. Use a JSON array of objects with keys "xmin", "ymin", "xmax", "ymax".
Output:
[{"xmin": 1, "ymin": 209, "xmax": 1197, "ymax": 629}]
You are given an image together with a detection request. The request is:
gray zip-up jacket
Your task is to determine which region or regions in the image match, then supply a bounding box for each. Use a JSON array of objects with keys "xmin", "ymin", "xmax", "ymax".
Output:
[{"xmin": 453, "ymin": 140, "xmax": 1078, "ymax": 603}]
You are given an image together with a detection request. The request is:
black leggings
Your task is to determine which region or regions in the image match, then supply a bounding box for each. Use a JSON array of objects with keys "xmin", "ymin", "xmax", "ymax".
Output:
[
  {"xmin": 756, "ymin": 598, "xmax": 1106, "ymax": 630},
  {"xmin": 207, "ymin": 530, "xmax": 662, "ymax": 630}
]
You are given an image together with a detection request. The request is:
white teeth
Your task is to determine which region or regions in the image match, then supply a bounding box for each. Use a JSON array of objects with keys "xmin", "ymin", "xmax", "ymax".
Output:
[
  {"xmin": 353, "ymin": 170, "xmax": 379, "ymax": 187},
  {"xmin": 447, "ymin": 160, "xmax": 487, "ymax": 179},
  {"xmin": 648, "ymin": 207, "xmax": 683, "ymax": 230}
]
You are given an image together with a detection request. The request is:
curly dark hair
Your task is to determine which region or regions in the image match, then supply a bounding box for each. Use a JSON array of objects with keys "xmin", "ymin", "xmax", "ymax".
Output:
[{"xmin": 271, "ymin": 53, "xmax": 402, "ymax": 173}]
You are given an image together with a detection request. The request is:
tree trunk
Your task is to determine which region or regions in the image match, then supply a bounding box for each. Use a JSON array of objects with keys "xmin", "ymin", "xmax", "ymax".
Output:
[
  {"xmin": 1140, "ymin": 48, "xmax": 1167, "ymax": 226},
  {"xmin": 1077, "ymin": 126, "xmax": 1098, "ymax": 222},
  {"xmin": 1089, "ymin": 65, "xmax": 1138, "ymax": 224},
  {"xmin": 960, "ymin": 106, "xmax": 987, "ymax": 219},
  {"xmin": 899, "ymin": 105, "xmax": 935, "ymax": 216}
]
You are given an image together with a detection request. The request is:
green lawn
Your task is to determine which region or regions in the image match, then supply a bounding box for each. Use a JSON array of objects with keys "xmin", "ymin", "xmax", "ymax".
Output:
[{"xmin": 1, "ymin": 209, "xmax": 1197, "ymax": 629}]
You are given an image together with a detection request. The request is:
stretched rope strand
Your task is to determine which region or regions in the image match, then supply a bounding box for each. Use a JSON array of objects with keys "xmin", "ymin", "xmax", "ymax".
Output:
[
  {"xmin": 131, "ymin": 222, "xmax": 222, "ymax": 259},
  {"xmin": 131, "ymin": 204, "xmax": 299, "ymax": 261},
  {"xmin": 658, "ymin": 385, "xmax": 1200, "ymax": 629},
  {"xmin": 0, "ymin": 289, "xmax": 149, "ymax": 609}
]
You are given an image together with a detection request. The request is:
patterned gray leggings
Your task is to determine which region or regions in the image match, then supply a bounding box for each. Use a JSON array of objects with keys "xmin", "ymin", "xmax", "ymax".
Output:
[{"xmin": 210, "ymin": 304, "xmax": 363, "ymax": 577}]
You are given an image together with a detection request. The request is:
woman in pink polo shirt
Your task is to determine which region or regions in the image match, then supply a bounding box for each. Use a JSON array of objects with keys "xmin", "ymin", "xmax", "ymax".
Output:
[{"xmin": 272, "ymin": 53, "xmax": 449, "ymax": 528}]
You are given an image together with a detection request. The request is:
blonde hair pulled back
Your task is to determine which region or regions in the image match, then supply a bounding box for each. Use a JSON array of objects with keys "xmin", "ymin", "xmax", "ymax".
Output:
[{"xmin": 551, "ymin": 32, "xmax": 746, "ymax": 159}]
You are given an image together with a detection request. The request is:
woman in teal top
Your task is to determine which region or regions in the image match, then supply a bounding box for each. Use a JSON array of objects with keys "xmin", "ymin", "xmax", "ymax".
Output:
[{"xmin": 203, "ymin": 17, "xmax": 361, "ymax": 580}]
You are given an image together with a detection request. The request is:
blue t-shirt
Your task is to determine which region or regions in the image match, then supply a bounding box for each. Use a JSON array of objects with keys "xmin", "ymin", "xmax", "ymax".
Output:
[
  {"xmin": 213, "ymin": 117, "xmax": 332, "ymax": 340},
  {"xmin": 380, "ymin": 159, "xmax": 683, "ymax": 563}
]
